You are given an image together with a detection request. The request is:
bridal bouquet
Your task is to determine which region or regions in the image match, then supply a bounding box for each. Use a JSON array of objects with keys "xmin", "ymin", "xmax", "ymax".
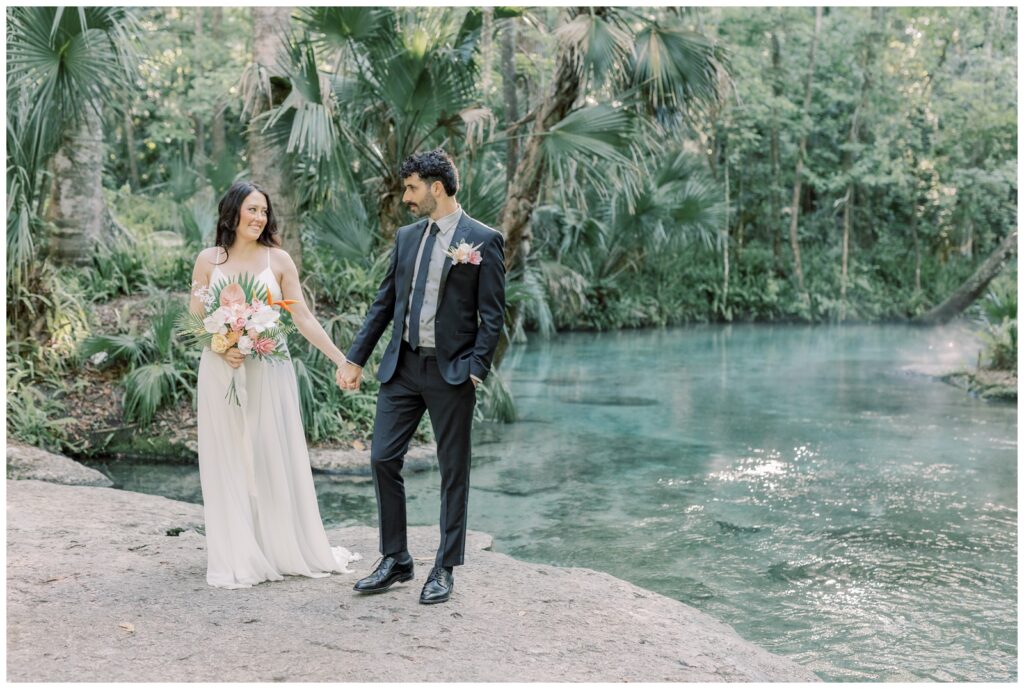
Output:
[{"xmin": 178, "ymin": 272, "xmax": 297, "ymax": 405}]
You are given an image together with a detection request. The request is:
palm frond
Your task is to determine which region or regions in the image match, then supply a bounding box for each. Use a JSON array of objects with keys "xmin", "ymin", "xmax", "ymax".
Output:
[
  {"xmin": 178, "ymin": 188, "xmax": 218, "ymax": 246},
  {"xmin": 506, "ymin": 263, "xmax": 556, "ymax": 341},
  {"xmin": 633, "ymin": 24, "xmax": 724, "ymax": 115},
  {"xmin": 303, "ymin": 193, "xmax": 376, "ymax": 263},
  {"xmin": 297, "ymin": 7, "xmax": 397, "ymax": 57},
  {"xmin": 150, "ymin": 301, "xmax": 184, "ymax": 361},
  {"xmin": 474, "ymin": 366, "xmax": 517, "ymax": 423},
  {"xmin": 555, "ymin": 9, "xmax": 633, "ymax": 89},
  {"xmin": 208, "ymin": 271, "xmax": 274, "ymax": 306},
  {"xmin": 7, "ymin": 7, "xmax": 138, "ymax": 127},
  {"xmin": 122, "ymin": 362, "xmax": 184, "ymax": 426},
  {"xmin": 80, "ymin": 333, "xmax": 150, "ymax": 368},
  {"xmin": 457, "ymin": 150, "xmax": 507, "ymax": 229},
  {"xmin": 542, "ymin": 104, "xmax": 636, "ymax": 166},
  {"xmin": 263, "ymin": 37, "xmax": 338, "ymax": 161}
]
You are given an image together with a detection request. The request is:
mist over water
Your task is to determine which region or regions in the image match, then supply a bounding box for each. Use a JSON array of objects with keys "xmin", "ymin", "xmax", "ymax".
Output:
[{"xmin": 103, "ymin": 324, "xmax": 1017, "ymax": 681}]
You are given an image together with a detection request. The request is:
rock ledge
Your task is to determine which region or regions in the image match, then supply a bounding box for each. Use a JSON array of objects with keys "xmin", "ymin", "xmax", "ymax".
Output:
[{"xmin": 7, "ymin": 480, "xmax": 819, "ymax": 682}]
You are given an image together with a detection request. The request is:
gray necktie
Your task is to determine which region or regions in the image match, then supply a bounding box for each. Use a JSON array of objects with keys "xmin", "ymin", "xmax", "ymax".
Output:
[{"xmin": 407, "ymin": 222, "xmax": 439, "ymax": 349}]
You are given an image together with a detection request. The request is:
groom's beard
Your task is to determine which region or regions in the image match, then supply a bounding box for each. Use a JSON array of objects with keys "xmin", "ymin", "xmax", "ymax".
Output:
[{"xmin": 407, "ymin": 197, "xmax": 436, "ymax": 218}]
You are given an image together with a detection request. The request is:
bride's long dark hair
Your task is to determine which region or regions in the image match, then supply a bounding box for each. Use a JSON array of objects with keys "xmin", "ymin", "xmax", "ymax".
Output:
[{"xmin": 214, "ymin": 181, "xmax": 280, "ymax": 262}]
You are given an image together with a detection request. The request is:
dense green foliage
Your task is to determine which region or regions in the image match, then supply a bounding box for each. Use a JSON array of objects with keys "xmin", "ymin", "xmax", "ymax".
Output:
[{"xmin": 6, "ymin": 7, "xmax": 1016, "ymax": 453}]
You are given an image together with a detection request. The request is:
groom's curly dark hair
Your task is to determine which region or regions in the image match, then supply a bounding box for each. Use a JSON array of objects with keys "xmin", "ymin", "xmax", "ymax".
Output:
[{"xmin": 399, "ymin": 148, "xmax": 459, "ymax": 197}]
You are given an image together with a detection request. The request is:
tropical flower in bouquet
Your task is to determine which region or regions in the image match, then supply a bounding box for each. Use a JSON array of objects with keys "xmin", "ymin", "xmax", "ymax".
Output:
[{"xmin": 178, "ymin": 272, "xmax": 298, "ymax": 405}]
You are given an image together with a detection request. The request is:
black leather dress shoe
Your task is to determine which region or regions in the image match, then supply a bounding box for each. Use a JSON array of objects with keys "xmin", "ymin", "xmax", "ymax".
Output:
[
  {"xmin": 419, "ymin": 567, "xmax": 454, "ymax": 604},
  {"xmin": 353, "ymin": 555, "xmax": 414, "ymax": 593}
]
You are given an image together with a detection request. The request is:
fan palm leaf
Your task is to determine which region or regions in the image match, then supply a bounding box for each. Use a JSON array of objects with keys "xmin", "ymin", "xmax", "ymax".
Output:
[
  {"xmin": 303, "ymin": 193, "xmax": 376, "ymax": 263},
  {"xmin": 122, "ymin": 362, "xmax": 186, "ymax": 425},
  {"xmin": 633, "ymin": 24, "xmax": 725, "ymax": 114},
  {"xmin": 7, "ymin": 7, "xmax": 138, "ymax": 125},
  {"xmin": 80, "ymin": 333, "xmax": 150, "ymax": 368}
]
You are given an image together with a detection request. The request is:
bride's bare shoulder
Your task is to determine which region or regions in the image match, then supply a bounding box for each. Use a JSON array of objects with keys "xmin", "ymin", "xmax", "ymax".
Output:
[
  {"xmin": 269, "ymin": 246, "xmax": 296, "ymax": 269},
  {"xmin": 191, "ymin": 247, "xmax": 223, "ymax": 281},
  {"xmin": 196, "ymin": 246, "xmax": 222, "ymax": 260}
]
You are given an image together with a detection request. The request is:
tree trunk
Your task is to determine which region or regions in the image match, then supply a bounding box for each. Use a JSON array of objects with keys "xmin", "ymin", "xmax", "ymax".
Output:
[
  {"xmin": 736, "ymin": 173, "xmax": 744, "ymax": 264},
  {"xmin": 501, "ymin": 7, "xmax": 599, "ymax": 271},
  {"xmin": 961, "ymin": 217, "xmax": 974, "ymax": 258},
  {"xmin": 911, "ymin": 209, "xmax": 922, "ymax": 293},
  {"xmin": 839, "ymin": 8, "xmax": 880, "ymax": 320},
  {"xmin": 210, "ymin": 8, "xmax": 227, "ymax": 162},
  {"xmin": 192, "ymin": 8, "xmax": 206, "ymax": 164},
  {"xmin": 769, "ymin": 24, "xmax": 783, "ymax": 268},
  {"xmin": 721, "ymin": 141, "xmax": 730, "ymax": 318},
  {"xmin": 500, "ymin": 17, "xmax": 519, "ymax": 189},
  {"xmin": 914, "ymin": 230, "xmax": 1018, "ymax": 325},
  {"xmin": 247, "ymin": 7, "xmax": 301, "ymax": 270},
  {"xmin": 481, "ymin": 8, "xmax": 494, "ymax": 94},
  {"xmin": 48, "ymin": 106, "xmax": 110, "ymax": 265},
  {"xmin": 840, "ymin": 187, "xmax": 851, "ymax": 318},
  {"xmin": 124, "ymin": 108, "xmax": 140, "ymax": 189},
  {"xmin": 786, "ymin": 6, "xmax": 821, "ymax": 299}
]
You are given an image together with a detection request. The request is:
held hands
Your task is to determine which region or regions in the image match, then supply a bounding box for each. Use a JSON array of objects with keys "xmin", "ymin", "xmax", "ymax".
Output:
[{"xmin": 336, "ymin": 359, "xmax": 363, "ymax": 391}]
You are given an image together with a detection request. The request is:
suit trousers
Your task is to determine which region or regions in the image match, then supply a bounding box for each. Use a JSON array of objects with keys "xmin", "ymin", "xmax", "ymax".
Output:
[{"xmin": 370, "ymin": 341, "xmax": 476, "ymax": 568}]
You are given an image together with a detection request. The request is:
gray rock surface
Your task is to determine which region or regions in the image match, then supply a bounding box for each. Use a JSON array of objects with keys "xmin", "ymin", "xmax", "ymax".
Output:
[
  {"xmin": 7, "ymin": 480, "xmax": 820, "ymax": 682},
  {"xmin": 310, "ymin": 443, "xmax": 437, "ymax": 475},
  {"xmin": 6, "ymin": 441, "xmax": 113, "ymax": 487}
]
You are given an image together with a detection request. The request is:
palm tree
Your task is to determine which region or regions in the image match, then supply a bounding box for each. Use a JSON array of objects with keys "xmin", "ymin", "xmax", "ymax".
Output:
[
  {"xmin": 7, "ymin": 7, "xmax": 139, "ymax": 266},
  {"xmin": 527, "ymin": 148, "xmax": 724, "ymax": 329},
  {"xmin": 501, "ymin": 7, "xmax": 726, "ymax": 272},
  {"xmin": 258, "ymin": 7, "xmax": 487, "ymax": 240}
]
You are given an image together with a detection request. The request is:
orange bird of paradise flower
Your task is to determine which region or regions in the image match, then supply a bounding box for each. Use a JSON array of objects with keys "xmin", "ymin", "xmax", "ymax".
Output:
[{"xmin": 266, "ymin": 287, "xmax": 298, "ymax": 313}]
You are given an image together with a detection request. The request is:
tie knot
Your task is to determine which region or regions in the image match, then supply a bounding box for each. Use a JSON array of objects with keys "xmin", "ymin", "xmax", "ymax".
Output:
[{"xmin": 428, "ymin": 223, "xmax": 440, "ymax": 237}]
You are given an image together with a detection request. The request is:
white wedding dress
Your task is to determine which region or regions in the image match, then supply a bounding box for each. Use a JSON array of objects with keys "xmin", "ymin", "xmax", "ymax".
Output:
[{"xmin": 196, "ymin": 253, "xmax": 359, "ymax": 589}]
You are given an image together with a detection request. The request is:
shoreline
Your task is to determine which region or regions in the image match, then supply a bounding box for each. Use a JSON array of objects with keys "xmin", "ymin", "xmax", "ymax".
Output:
[
  {"xmin": 7, "ymin": 449, "xmax": 820, "ymax": 682},
  {"xmin": 899, "ymin": 363, "xmax": 1017, "ymax": 401}
]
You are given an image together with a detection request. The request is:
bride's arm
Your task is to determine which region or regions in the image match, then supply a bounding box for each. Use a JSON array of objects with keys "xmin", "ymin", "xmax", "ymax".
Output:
[
  {"xmin": 276, "ymin": 250, "xmax": 348, "ymax": 367},
  {"xmin": 188, "ymin": 249, "xmax": 214, "ymax": 315}
]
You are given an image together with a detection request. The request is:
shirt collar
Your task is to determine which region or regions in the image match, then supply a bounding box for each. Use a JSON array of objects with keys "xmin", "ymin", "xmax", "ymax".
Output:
[{"xmin": 431, "ymin": 204, "xmax": 462, "ymax": 236}]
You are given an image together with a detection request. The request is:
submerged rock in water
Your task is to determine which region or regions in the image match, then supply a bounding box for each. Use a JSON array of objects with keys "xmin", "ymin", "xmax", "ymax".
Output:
[
  {"xmin": 310, "ymin": 442, "xmax": 437, "ymax": 475},
  {"xmin": 560, "ymin": 395, "xmax": 661, "ymax": 407}
]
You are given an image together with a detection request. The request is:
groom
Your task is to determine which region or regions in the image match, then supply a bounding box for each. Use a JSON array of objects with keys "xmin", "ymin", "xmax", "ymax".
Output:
[{"xmin": 337, "ymin": 149, "xmax": 506, "ymax": 604}]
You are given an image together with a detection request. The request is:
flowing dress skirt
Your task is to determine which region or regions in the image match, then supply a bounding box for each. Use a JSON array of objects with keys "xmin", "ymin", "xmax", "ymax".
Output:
[{"xmin": 197, "ymin": 347, "xmax": 359, "ymax": 589}]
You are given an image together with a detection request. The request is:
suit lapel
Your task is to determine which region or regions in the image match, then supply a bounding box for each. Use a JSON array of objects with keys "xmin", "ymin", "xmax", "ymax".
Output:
[{"xmin": 437, "ymin": 213, "xmax": 473, "ymax": 307}]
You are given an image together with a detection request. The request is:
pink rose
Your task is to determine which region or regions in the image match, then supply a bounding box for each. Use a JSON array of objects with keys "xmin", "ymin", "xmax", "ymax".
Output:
[
  {"xmin": 219, "ymin": 283, "xmax": 245, "ymax": 308},
  {"xmin": 232, "ymin": 317, "xmax": 247, "ymax": 332},
  {"xmin": 469, "ymin": 250, "xmax": 482, "ymax": 265},
  {"xmin": 253, "ymin": 337, "xmax": 277, "ymax": 356}
]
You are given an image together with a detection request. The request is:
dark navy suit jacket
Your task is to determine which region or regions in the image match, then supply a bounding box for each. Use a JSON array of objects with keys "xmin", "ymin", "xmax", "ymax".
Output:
[{"xmin": 346, "ymin": 212, "xmax": 506, "ymax": 385}]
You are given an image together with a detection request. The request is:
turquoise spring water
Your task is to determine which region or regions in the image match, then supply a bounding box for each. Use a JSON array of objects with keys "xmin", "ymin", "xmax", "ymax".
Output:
[{"xmin": 97, "ymin": 324, "xmax": 1017, "ymax": 681}]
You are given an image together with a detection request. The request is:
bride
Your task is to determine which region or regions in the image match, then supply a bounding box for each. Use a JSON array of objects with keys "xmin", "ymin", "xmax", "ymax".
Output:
[{"xmin": 188, "ymin": 180, "xmax": 359, "ymax": 589}]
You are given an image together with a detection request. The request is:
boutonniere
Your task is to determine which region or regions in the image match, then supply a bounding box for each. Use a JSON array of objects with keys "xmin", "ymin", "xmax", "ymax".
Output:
[{"xmin": 446, "ymin": 240, "xmax": 483, "ymax": 265}]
